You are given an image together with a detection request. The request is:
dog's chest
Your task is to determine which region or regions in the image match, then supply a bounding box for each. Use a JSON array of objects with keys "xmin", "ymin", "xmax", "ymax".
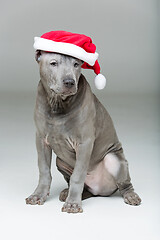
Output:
[{"xmin": 44, "ymin": 114, "xmax": 78, "ymax": 158}]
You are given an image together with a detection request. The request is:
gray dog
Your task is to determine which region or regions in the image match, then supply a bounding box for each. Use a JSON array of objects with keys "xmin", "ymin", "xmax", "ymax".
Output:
[{"xmin": 26, "ymin": 51, "xmax": 141, "ymax": 213}]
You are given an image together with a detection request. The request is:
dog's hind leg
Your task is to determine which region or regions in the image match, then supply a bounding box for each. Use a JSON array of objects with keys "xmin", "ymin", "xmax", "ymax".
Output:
[{"xmin": 104, "ymin": 151, "xmax": 141, "ymax": 206}]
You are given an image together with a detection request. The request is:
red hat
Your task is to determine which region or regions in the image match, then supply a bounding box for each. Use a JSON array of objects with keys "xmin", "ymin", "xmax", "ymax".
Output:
[{"xmin": 34, "ymin": 31, "xmax": 106, "ymax": 89}]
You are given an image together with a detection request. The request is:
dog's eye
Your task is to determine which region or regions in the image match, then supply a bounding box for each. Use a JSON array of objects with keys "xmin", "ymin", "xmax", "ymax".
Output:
[
  {"xmin": 50, "ymin": 61, "xmax": 57, "ymax": 66},
  {"xmin": 74, "ymin": 62, "xmax": 79, "ymax": 68}
]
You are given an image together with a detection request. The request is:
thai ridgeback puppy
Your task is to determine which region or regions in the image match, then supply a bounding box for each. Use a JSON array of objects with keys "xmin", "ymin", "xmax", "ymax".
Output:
[{"xmin": 26, "ymin": 51, "xmax": 141, "ymax": 213}]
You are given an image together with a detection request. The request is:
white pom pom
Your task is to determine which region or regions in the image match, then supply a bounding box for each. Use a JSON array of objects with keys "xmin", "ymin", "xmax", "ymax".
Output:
[{"xmin": 94, "ymin": 73, "xmax": 106, "ymax": 90}]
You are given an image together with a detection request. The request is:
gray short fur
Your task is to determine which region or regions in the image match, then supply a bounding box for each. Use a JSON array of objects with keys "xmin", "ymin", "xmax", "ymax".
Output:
[{"xmin": 26, "ymin": 51, "xmax": 141, "ymax": 213}]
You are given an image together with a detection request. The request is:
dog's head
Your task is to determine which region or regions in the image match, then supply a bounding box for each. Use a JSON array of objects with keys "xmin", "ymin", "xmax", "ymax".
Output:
[{"xmin": 35, "ymin": 51, "xmax": 83, "ymax": 97}]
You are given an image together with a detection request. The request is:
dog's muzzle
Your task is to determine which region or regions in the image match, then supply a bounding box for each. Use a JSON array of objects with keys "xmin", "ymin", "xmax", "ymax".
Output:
[{"xmin": 63, "ymin": 79, "xmax": 75, "ymax": 89}]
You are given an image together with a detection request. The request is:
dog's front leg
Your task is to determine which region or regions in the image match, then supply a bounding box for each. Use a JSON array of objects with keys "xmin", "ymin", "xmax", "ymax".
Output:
[
  {"xmin": 26, "ymin": 133, "xmax": 52, "ymax": 205},
  {"xmin": 62, "ymin": 139, "xmax": 94, "ymax": 213}
]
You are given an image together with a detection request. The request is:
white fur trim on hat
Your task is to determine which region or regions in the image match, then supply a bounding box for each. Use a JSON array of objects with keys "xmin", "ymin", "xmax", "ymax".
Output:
[
  {"xmin": 94, "ymin": 74, "xmax": 106, "ymax": 90},
  {"xmin": 34, "ymin": 37, "xmax": 99, "ymax": 66}
]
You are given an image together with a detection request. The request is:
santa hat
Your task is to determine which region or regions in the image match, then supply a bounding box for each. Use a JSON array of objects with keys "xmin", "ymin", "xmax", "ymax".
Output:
[{"xmin": 33, "ymin": 31, "xmax": 106, "ymax": 90}]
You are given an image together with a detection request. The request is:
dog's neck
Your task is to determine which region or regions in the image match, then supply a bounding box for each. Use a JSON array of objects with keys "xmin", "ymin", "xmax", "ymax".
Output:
[
  {"xmin": 47, "ymin": 93, "xmax": 73, "ymax": 114},
  {"xmin": 41, "ymin": 74, "xmax": 86, "ymax": 114}
]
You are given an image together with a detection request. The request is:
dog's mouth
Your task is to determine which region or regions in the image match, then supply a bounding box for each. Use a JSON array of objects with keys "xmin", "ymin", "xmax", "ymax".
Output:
[
  {"xmin": 50, "ymin": 88, "xmax": 77, "ymax": 99},
  {"xmin": 61, "ymin": 89, "xmax": 77, "ymax": 96}
]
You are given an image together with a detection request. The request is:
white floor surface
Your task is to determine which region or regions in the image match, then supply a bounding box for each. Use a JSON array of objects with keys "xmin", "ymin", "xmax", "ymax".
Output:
[{"xmin": 0, "ymin": 91, "xmax": 159, "ymax": 240}]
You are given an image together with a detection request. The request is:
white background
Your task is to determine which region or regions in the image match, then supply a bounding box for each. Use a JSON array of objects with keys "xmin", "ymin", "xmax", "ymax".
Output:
[{"xmin": 0, "ymin": 1, "xmax": 159, "ymax": 240}]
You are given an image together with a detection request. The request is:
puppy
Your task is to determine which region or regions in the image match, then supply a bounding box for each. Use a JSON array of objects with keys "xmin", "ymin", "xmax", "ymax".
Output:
[{"xmin": 26, "ymin": 51, "xmax": 141, "ymax": 213}]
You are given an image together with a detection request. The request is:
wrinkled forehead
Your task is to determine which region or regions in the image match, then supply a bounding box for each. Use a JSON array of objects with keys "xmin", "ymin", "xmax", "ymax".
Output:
[{"xmin": 42, "ymin": 51, "xmax": 82, "ymax": 63}]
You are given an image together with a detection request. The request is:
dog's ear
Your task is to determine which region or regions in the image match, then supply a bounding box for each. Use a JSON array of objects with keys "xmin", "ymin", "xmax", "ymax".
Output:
[
  {"xmin": 81, "ymin": 60, "xmax": 84, "ymax": 66},
  {"xmin": 35, "ymin": 50, "xmax": 41, "ymax": 63}
]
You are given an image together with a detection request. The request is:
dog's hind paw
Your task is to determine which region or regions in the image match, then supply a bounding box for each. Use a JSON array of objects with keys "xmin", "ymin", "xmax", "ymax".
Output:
[
  {"xmin": 123, "ymin": 191, "xmax": 141, "ymax": 206},
  {"xmin": 59, "ymin": 188, "xmax": 69, "ymax": 202}
]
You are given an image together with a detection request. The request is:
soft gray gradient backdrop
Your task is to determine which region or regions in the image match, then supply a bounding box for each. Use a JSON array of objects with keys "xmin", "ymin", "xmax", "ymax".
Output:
[
  {"xmin": 0, "ymin": 1, "xmax": 159, "ymax": 240},
  {"xmin": 0, "ymin": 0, "xmax": 159, "ymax": 94}
]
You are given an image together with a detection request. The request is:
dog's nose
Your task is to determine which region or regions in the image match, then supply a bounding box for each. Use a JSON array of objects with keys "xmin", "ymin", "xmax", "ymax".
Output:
[{"xmin": 63, "ymin": 79, "xmax": 75, "ymax": 88}]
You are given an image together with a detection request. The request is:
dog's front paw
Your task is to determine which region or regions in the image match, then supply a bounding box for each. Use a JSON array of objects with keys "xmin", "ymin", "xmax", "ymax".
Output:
[
  {"xmin": 62, "ymin": 201, "xmax": 83, "ymax": 213},
  {"xmin": 25, "ymin": 193, "xmax": 49, "ymax": 205},
  {"xmin": 123, "ymin": 191, "xmax": 141, "ymax": 206}
]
